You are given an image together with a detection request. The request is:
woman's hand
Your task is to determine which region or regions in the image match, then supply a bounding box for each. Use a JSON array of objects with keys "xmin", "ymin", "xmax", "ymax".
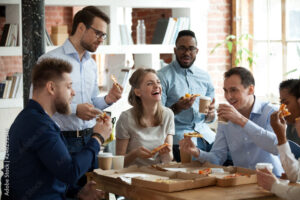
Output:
[
  {"xmin": 257, "ymin": 169, "xmax": 277, "ymax": 191},
  {"xmin": 270, "ymin": 111, "xmax": 287, "ymax": 145},
  {"xmin": 134, "ymin": 146, "xmax": 153, "ymax": 159}
]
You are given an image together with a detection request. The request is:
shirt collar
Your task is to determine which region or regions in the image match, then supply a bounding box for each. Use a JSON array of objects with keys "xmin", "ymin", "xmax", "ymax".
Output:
[
  {"xmin": 62, "ymin": 39, "xmax": 91, "ymax": 60},
  {"xmin": 250, "ymin": 96, "xmax": 263, "ymax": 115},
  {"xmin": 174, "ymin": 60, "xmax": 197, "ymax": 74}
]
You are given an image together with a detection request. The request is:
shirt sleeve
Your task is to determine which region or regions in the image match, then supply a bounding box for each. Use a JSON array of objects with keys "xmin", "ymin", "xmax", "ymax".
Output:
[
  {"xmin": 277, "ymin": 142, "xmax": 300, "ymax": 182},
  {"xmin": 196, "ymin": 123, "xmax": 228, "ymax": 165},
  {"xmin": 32, "ymin": 125, "xmax": 100, "ymax": 184},
  {"xmin": 116, "ymin": 112, "xmax": 130, "ymax": 139},
  {"xmin": 271, "ymin": 181, "xmax": 300, "ymax": 200},
  {"xmin": 92, "ymin": 95, "xmax": 110, "ymax": 110},
  {"xmin": 243, "ymin": 112, "xmax": 278, "ymax": 155}
]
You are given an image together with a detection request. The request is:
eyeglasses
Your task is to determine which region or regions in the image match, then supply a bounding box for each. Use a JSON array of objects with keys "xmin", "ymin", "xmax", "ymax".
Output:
[
  {"xmin": 176, "ymin": 46, "xmax": 198, "ymax": 53},
  {"xmin": 88, "ymin": 26, "xmax": 107, "ymax": 40}
]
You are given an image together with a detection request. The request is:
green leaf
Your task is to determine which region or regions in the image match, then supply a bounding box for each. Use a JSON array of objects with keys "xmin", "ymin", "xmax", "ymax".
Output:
[
  {"xmin": 284, "ymin": 68, "xmax": 298, "ymax": 76},
  {"xmin": 210, "ymin": 43, "xmax": 223, "ymax": 54},
  {"xmin": 227, "ymin": 41, "xmax": 233, "ymax": 53}
]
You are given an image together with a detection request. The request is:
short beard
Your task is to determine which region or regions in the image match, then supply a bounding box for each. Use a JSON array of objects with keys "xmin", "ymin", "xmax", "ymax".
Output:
[
  {"xmin": 55, "ymin": 99, "xmax": 71, "ymax": 115},
  {"xmin": 176, "ymin": 55, "xmax": 195, "ymax": 68},
  {"xmin": 80, "ymin": 40, "xmax": 96, "ymax": 52}
]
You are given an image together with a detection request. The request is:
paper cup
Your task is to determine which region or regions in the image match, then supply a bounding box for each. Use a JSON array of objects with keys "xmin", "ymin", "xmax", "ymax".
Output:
[
  {"xmin": 217, "ymin": 103, "xmax": 229, "ymax": 124},
  {"xmin": 180, "ymin": 150, "xmax": 192, "ymax": 163},
  {"xmin": 256, "ymin": 163, "xmax": 273, "ymax": 173},
  {"xmin": 112, "ymin": 155, "xmax": 125, "ymax": 170},
  {"xmin": 98, "ymin": 152, "xmax": 113, "ymax": 170},
  {"xmin": 199, "ymin": 96, "xmax": 211, "ymax": 114}
]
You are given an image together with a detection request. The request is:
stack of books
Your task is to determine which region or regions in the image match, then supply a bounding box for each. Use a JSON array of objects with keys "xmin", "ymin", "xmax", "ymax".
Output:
[
  {"xmin": 0, "ymin": 23, "xmax": 19, "ymax": 46},
  {"xmin": 0, "ymin": 73, "xmax": 23, "ymax": 99}
]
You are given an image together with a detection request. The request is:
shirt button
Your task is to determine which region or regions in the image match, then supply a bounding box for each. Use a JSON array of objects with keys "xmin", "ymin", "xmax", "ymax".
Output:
[
  {"xmin": 247, "ymin": 152, "xmax": 250, "ymax": 155},
  {"xmin": 244, "ymin": 138, "xmax": 248, "ymax": 141}
]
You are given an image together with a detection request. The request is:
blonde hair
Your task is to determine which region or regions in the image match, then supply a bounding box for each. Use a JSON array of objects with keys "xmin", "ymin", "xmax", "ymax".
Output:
[{"xmin": 128, "ymin": 68, "xmax": 163, "ymax": 128}]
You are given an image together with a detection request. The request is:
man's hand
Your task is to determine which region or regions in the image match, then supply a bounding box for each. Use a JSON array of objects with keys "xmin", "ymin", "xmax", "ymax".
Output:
[
  {"xmin": 77, "ymin": 181, "xmax": 105, "ymax": 200},
  {"xmin": 76, "ymin": 103, "xmax": 100, "ymax": 121},
  {"xmin": 172, "ymin": 96, "xmax": 197, "ymax": 114},
  {"xmin": 105, "ymin": 83, "xmax": 123, "ymax": 105},
  {"xmin": 93, "ymin": 115, "xmax": 112, "ymax": 141},
  {"xmin": 205, "ymin": 98, "xmax": 216, "ymax": 122},
  {"xmin": 179, "ymin": 137, "xmax": 200, "ymax": 157},
  {"xmin": 217, "ymin": 103, "xmax": 248, "ymax": 127},
  {"xmin": 270, "ymin": 111, "xmax": 287, "ymax": 145},
  {"xmin": 256, "ymin": 169, "xmax": 277, "ymax": 191},
  {"xmin": 134, "ymin": 146, "xmax": 153, "ymax": 158}
]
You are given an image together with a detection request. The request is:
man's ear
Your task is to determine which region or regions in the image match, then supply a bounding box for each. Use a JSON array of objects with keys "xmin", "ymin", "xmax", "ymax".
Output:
[
  {"xmin": 248, "ymin": 84, "xmax": 255, "ymax": 95},
  {"xmin": 134, "ymin": 88, "xmax": 141, "ymax": 97},
  {"xmin": 77, "ymin": 22, "xmax": 87, "ymax": 34},
  {"xmin": 46, "ymin": 81, "xmax": 56, "ymax": 96}
]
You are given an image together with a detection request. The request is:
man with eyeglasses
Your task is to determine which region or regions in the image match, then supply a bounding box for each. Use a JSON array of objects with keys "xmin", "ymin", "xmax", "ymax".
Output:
[
  {"xmin": 39, "ymin": 6, "xmax": 123, "ymax": 198},
  {"xmin": 157, "ymin": 30, "xmax": 216, "ymax": 162}
]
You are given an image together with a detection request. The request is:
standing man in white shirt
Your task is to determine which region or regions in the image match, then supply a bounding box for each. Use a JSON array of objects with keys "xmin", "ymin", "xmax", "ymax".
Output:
[{"xmin": 39, "ymin": 6, "xmax": 123, "ymax": 198}]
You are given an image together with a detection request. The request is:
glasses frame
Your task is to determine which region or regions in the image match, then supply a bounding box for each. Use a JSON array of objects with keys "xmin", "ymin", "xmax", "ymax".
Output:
[
  {"xmin": 176, "ymin": 46, "xmax": 198, "ymax": 53},
  {"xmin": 88, "ymin": 26, "xmax": 107, "ymax": 40}
]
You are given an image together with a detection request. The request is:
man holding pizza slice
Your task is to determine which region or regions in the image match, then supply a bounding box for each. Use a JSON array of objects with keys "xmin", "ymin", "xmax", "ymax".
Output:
[
  {"xmin": 180, "ymin": 67, "xmax": 284, "ymax": 176},
  {"xmin": 158, "ymin": 30, "xmax": 216, "ymax": 162}
]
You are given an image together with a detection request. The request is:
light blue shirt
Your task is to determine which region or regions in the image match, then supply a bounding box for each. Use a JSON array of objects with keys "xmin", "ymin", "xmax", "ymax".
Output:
[
  {"xmin": 157, "ymin": 60, "xmax": 215, "ymax": 145},
  {"xmin": 197, "ymin": 98, "xmax": 284, "ymax": 176},
  {"xmin": 40, "ymin": 39, "xmax": 110, "ymax": 131}
]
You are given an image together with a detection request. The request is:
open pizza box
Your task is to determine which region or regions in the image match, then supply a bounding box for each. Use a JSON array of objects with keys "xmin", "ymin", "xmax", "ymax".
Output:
[
  {"xmin": 151, "ymin": 161, "xmax": 257, "ymax": 187},
  {"xmin": 93, "ymin": 165, "xmax": 216, "ymax": 192}
]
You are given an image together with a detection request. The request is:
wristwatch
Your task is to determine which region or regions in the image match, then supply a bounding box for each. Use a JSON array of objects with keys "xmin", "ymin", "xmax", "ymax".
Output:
[{"xmin": 92, "ymin": 132, "xmax": 105, "ymax": 144}]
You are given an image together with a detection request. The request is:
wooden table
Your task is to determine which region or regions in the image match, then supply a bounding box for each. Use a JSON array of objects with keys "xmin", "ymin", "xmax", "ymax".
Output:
[{"xmin": 88, "ymin": 172, "xmax": 281, "ymax": 200}]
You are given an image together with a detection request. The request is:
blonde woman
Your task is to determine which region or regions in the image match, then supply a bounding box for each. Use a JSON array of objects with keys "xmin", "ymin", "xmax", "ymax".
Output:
[{"xmin": 116, "ymin": 68, "xmax": 174, "ymax": 167}]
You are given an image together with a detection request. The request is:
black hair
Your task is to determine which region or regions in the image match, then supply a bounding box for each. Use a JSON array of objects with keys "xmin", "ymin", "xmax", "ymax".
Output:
[{"xmin": 175, "ymin": 30, "xmax": 197, "ymax": 45}]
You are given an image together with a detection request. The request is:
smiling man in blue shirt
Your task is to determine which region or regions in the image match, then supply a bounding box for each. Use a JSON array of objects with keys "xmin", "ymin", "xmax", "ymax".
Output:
[
  {"xmin": 1, "ymin": 58, "xmax": 112, "ymax": 199},
  {"xmin": 158, "ymin": 30, "xmax": 216, "ymax": 162},
  {"xmin": 179, "ymin": 67, "xmax": 284, "ymax": 176}
]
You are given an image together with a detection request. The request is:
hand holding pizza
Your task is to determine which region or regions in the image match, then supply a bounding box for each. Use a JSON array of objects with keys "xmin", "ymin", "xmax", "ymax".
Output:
[
  {"xmin": 270, "ymin": 111, "xmax": 287, "ymax": 145},
  {"xmin": 134, "ymin": 146, "xmax": 153, "ymax": 159},
  {"xmin": 179, "ymin": 137, "xmax": 200, "ymax": 158}
]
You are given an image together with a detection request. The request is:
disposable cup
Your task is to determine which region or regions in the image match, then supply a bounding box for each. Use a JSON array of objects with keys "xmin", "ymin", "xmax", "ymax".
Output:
[
  {"xmin": 255, "ymin": 163, "xmax": 273, "ymax": 173},
  {"xmin": 217, "ymin": 103, "xmax": 229, "ymax": 124},
  {"xmin": 180, "ymin": 150, "xmax": 192, "ymax": 163},
  {"xmin": 98, "ymin": 152, "xmax": 113, "ymax": 170},
  {"xmin": 112, "ymin": 155, "xmax": 125, "ymax": 170},
  {"xmin": 199, "ymin": 96, "xmax": 211, "ymax": 114}
]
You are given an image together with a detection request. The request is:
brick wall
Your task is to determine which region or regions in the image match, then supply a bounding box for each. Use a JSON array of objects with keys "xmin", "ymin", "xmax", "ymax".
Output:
[
  {"xmin": 207, "ymin": 0, "xmax": 232, "ymax": 101},
  {"xmin": 0, "ymin": 1, "xmax": 232, "ymax": 99}
]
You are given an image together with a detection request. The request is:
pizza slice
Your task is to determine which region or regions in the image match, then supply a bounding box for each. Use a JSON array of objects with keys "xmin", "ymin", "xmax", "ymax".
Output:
[
  {"xmin": 183, "ymin": 93, "xmax": 201, "ymax": 99},
  {"xmin": 151, "ymin": 143, "xmax": 169, "ymax": 155},
  {"xmin": 279, "ymin": 103, "xmax": 291, "ymax": 117},
  {"xmin": 295, "ymin": 117, "xmax": 300, "ymax": 121},
  {"xmin": 198, "ymin": 168, "xmax": 212, "ymax": 175},
  {"xmin": 96, "ymin": 112, "xmax": 107, "ymax": 120},
  {"xmin": 110, "ymin": 74, "xmax": 121, "ymax": 90},
  {"xmin": 184, "ymin": 132, "xmax": 204, "ymax": 138}
]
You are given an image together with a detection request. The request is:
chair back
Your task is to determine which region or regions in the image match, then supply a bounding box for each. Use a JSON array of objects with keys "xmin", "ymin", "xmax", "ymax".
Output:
[{"xmin": 288, "ymin": 140, "xmax": 300, "ymax": 160}]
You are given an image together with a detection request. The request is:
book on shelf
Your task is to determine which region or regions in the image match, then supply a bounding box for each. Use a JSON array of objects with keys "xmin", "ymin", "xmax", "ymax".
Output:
[
  {"xmin": 0, "ymin": 73, "xmax": 23, "ymax": 99},
  {"xmin": 0, "ymin": 81, "xmax": 5, "ymax": 98},
  {"xmin": 152, "ymin": 17, "xmax": 190, "ymax": 45},
  {"xmin": 45, "ymin": 29, "xmax": 53, "ymax": 46},
  {"xmin": 151, "ymin": 18, "xmax": 169, "ymax": 44},
  {"xmin": 0, "ymin": 24, "xmax": 18, "ymax": 47}
]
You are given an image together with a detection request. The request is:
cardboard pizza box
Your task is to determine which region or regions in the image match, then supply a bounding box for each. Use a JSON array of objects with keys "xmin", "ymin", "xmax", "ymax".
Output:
[
  {"xmin": 153, "ymin": 161, "xmax": 257, "ymax": 187},
  {"xmin": 93, "ymin": 165, "xmax": 216, "ymax": 192}
]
